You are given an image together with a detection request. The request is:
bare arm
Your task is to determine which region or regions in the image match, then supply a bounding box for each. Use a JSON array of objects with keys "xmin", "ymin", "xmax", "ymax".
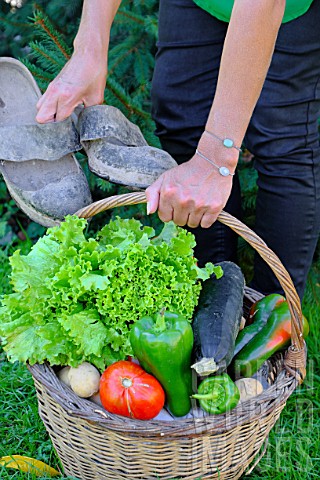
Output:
[
  {"xmin": 147, "ymin": 0, "xmax": 286, "ymax": 228},
  {"xmin": 36, "ymin": 0, "xmax": 121, "ymax": 123},
  {"xmin": 198, "ymin": 0, "xmax": 286, "ymax": 170}
]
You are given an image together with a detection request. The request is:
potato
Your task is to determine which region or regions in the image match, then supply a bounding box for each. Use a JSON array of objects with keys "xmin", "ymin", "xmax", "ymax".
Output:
[
  {"xmin": 57, "ymin": 366, "xmax": 71, "ymax": 387},
  {"xmin": 89, "ymin": 391, "xmax": 103, "ymax": 406},
  {"xmin": 69, "ymin": 362, "xmax": 101, "ymax": 398},
  {"xmin": 235, "ymin": 378, "xmax": 264, "ymax": 402}
]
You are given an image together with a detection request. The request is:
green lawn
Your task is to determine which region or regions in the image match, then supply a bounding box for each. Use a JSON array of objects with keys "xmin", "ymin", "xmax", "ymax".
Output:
[{"xmin": 0, "ymin": 255, "xmax": 319, "ymax": 480}]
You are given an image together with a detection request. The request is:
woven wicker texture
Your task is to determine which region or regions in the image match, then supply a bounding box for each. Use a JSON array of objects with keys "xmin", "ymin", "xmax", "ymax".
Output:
[{"xmin": 28, "ymin": 193, "xmax": 307, "ymax": 479}]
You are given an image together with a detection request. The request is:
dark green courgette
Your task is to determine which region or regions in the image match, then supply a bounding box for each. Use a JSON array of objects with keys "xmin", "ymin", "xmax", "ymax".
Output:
[{"xmin": 191, "ymin": 261, "xmax": 245, "ymax": 376}]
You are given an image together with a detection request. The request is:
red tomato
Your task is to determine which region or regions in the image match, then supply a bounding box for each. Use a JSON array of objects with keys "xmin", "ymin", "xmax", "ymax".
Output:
[{"xmin": 99, "ymin": 360, "xmax": 165, "ymax": 420}]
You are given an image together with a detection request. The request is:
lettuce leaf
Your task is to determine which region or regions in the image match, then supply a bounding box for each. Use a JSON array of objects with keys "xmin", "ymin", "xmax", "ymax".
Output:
[{"xmin": 0, "ymin": 215, "xmax": 222, "ymax": 370}]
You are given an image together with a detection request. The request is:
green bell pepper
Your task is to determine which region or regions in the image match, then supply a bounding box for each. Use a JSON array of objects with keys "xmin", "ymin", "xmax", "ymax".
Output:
[
  {"xmin": 130, "ymin": 309, "xmax": 194, "ymax": 417},
  {"xmin": 192, "ymin": 374, "xmax": 240, "ymax": 414}
]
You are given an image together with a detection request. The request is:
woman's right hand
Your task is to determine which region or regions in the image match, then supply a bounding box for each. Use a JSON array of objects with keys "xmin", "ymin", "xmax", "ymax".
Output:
[{"xmin": 36, "ymin": 51, "xmax": 108, "ymax": 123}]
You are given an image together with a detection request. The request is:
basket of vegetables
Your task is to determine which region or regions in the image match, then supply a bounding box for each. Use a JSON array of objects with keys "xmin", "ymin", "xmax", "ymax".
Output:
[{"xmin": 0, "ymin": 191, "xmax": 307, "ymax": 480}]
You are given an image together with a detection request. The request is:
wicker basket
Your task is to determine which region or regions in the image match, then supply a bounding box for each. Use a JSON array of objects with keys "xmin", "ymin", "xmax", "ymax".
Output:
[{"xmin": 28, "ymin": 192, "xmax": 307, "ymax": 480}]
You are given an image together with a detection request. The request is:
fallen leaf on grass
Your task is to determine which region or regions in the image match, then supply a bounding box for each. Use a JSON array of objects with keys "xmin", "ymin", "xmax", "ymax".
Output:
[{"xmin": 0, "ymin": 455, "xmax": 60, "ymax": 477}]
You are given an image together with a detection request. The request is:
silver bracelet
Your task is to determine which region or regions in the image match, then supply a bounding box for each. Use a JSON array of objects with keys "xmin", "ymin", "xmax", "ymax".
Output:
[
  {"xmin": 204, "ymin": 130, "xmax": 242, "ymax": 152},
  {"xmin": 195, "ymin": 149, "xmax": 235, "ymax": 177}
]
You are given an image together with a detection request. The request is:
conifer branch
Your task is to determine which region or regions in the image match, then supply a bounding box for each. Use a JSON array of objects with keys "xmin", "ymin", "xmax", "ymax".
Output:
[
  {"xmin": 29, "ymin": 42, "xmax": 63, "ymax": 68},
  {"xmin": 0, "ymin": 14, "xmax": 32, "ymax": 28},
  {"xmin": 105, "ymin": 79, "xmax": 148, "ymax": 119},
  {"xmin": 117, "ymin": 10, "xmax": 145, "ymax": 25},
  {"xmin": 33, "ymin": 12, "xmax": 71, "ymax": 60},
  {"xmin": 109, "ymin": 36, "xmax": 145, "ymax": 76},
  {"xmin": 32, "ymin": 2, "xmax": 45, "ymax": 15},
  {"xmin": 22, "ymin": 59, "xmax": 55, "ymax": 88},
  {"xmin": 108, "ymin": 47, "xmax": 136, "ymax": 76}
]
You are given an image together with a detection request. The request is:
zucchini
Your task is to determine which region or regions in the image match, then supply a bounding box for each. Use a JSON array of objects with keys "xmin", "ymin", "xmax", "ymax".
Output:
[{"xmin": 191, "ymin": 261, "xmax": 245, "ymax": 376}]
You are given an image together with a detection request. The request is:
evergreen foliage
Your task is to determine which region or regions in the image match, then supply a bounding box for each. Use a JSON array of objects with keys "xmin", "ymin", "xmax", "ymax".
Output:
[{"xmin": 0, "ymin": 1, "xmax": 82, "ymax": 58}]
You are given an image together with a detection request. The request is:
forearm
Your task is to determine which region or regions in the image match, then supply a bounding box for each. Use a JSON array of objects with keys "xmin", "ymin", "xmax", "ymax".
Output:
[
  {"xmin": 74, "ymin": 0, "xmax": 122, "ymax": 57},
  {"xmin": 199, "ymin": 0, "xmax": 286, "ymax": 166}
]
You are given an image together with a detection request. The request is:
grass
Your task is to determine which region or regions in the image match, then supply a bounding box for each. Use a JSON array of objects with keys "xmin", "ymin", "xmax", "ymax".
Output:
[{"xmin": 0, "ymin": 247, "xmax": 319, "ymax": 480}]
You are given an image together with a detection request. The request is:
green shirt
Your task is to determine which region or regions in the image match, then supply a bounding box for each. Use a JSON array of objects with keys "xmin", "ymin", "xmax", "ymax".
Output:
[{"xmin": 193, "ymin": 0, "xmax": 314, "ymax": 23}]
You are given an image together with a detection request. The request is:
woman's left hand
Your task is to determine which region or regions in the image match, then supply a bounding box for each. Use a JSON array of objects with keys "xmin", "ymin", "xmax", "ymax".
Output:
[{"xmin": 146, "ymin": 153, "xmax": 234, "ymax": 229}]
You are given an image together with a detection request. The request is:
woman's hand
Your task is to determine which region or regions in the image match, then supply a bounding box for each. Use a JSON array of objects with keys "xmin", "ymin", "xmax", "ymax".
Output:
[
  {"xmin": 36, "ymin": 51, "xmax": 108, "ymax": 123},
  {"xmin": 36, "ymin": 0, "xmax": 122, "ymax": 123},
  {"xmin": 146, "ymin": 152, "xmax": 234, "ymax": 229}
]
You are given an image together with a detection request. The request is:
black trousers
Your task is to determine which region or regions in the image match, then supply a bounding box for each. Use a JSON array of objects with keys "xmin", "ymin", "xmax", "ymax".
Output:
[{"xmin": 151, "ymin": 0, "xmax": 320, "ymax": 300}]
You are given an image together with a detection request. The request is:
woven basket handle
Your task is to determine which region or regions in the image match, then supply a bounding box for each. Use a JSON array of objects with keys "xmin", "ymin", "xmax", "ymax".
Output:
[{"xmin": 75, "ymin": 191, "xmax": 306, "ymax": 381}]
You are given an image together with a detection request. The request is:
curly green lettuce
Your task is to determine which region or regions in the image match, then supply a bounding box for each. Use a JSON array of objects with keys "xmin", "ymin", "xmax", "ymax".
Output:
[{"xmin": 0, "ymin": 216, "xmax": 222, "ymax": 370}]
